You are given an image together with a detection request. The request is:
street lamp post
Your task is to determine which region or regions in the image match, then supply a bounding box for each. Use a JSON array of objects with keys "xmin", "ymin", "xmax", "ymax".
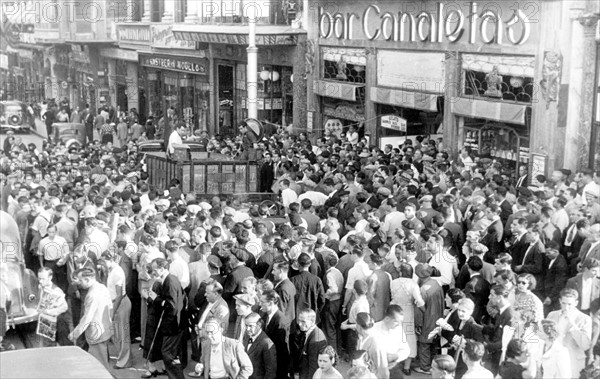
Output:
[{"xmin": 246, "ymin": 6, "xmax": 258, "ymax": 119}]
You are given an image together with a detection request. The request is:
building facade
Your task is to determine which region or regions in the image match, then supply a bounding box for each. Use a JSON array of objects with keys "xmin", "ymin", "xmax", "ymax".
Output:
[{"xmin": 306, "ymin": 0, "xmax": 600, "ymax": 177}]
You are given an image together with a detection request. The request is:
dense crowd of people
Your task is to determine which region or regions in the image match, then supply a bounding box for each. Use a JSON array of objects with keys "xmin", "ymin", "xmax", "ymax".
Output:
[{"xmin": 1, "ymin": 107, "xmax": 600, "ymax": 379}]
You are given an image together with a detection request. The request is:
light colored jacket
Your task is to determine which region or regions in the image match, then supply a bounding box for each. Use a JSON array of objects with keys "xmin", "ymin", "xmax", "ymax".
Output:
[
  {"xmin": 200, "ymin": 336, "xmax": 253, "ymax": 379},
  {"xmin": 73, "ymin": 281, "xmax": 113, "ymax": 344}
]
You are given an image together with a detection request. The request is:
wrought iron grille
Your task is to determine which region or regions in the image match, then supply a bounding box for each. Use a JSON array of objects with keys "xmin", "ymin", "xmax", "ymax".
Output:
[{"xmin": 463, "ymin": 69, "xmax": 534, "ymax": 104}]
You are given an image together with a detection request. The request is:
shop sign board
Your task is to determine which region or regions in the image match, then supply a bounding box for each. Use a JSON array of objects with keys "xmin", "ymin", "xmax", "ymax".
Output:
[
  {"xmin": 140, "ymin": 54, "xmax": 208, "ymax": 75},
  {"xmin": 117, "ymin": 24, "xmax": 151, "ymax": 44},
  {"xmin": 151, "ymin": 25, "xmax": 196, "ymax": 50},
  {"xmin": 318, "ymin": 1, "xmax": 537, "ymax": 47},
  {"xmin": 381, "ymin": 115, "xmax": 407, "ymax": 132},
  {"xmin": 377, "ymin": 51, "xmax": 445, "ymax": 93}
]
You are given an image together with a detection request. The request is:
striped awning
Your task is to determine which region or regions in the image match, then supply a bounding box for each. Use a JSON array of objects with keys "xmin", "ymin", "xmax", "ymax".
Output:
[
  {"xmin": 370, "ymin": 87, "xmax": 438, "ymax": 112},
  {"xmin": 314, "ymin": 80, "xmax": 364, "ymax": 102},
  {"xmin": 451, "ymin": 98, "xmax": 528, "ymax": 125}
]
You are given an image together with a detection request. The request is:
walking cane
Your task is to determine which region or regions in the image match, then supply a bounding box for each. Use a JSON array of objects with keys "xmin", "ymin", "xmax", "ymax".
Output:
[{"xmin": 145, "ymin": 303, "xmax": 166, "ymax": 368}]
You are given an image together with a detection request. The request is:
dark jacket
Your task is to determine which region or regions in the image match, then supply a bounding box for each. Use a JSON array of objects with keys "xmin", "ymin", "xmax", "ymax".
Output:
[
  {"xmin": 290, "ymin": 326, "xmax": 327, "ymax": 379},
  {"xmin": 289, "ymin": 271, "xmax": 326, "ymax": 323},
  {"xmin": 275, "ymin": 278, "xmax": 296, "ymax": 327},
  {"xmin": 154, "ymin": 274, "xmax": 185, "ymax": 336},
  {"xmin": 542, "ymin": 254, "xmax": 569, "ymax": 304},
  {"xmin": 464, "ymin": 274, "xmax": 491, "ymax": 323},
  {"xmin": 243, "ymin": 330, "xmax": 277, "ymax": 379},
  {"xmin": 262, "ymin": 310, "xmax": 290, "ymax": 379},
  {"xmin": 483, "ymin": 306, "xmax": 513, "ymax": 371}
]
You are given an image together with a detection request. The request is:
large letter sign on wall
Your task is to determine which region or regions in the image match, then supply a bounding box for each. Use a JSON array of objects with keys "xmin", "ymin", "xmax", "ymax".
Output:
[{"xmin": 318, "ymin": 2, "xmax": 531, "ymax": 46}]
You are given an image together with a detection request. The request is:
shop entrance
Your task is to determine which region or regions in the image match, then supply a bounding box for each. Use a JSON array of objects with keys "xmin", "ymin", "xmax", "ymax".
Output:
[{"xmin": 217, "ymin": 64, "xmax": 235, "ymax": 136}]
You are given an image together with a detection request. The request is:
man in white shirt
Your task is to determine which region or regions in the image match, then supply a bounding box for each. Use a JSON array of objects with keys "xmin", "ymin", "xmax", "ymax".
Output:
[
  {"xmin": 427, "ymin": 234, "xmax": 458, "ymax": 290},
  {"xmin": 322, "ymin": 254, "xmax": 343, "ymax": 350},
  {"xmin": 101, "ymin": 250, "xmax": 131, "ymax": 369},
  {"xmin": 165, "ymin": 240, "xmax": 190, "ymax": 290},
  {"xmin": 372, "ymin": 305, "xmax": 411, "ymax": 378},
  {"xmin": 280, "ymin": 179, "xmax": 298, "ymax": 210},
  {"xmin": 38, "ymin": 224, "xmax": 70, "ymax": 292},
  {"xmin": 167, "ymin": 123, "xmax": 187, "ymax": 155},
  {"xmin": 343, "ymin": 248, "xmax": 373, "ymax": 314},
  {"xmin": 69, "ymin": 268, "xmax": 113, "ymax": 370}
]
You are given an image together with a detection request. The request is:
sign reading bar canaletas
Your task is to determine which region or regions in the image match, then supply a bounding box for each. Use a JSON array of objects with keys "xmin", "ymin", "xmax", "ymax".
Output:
[
  {"xmin": 140, "ymin": 54, "xmax": 208, "ymax": 75},
  {"xmin": 318, "ymin": 1, "xmax": 535, "ymax": 46}
]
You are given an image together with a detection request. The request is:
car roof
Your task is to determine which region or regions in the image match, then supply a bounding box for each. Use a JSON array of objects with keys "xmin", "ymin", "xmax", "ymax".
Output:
[{"xmin": 0, "ymin": 346, "xmax": 113, "ymax": 378}]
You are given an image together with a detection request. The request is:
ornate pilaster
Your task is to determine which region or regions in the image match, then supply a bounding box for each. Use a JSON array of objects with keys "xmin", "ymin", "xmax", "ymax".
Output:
[{"xmin": 577, "ymin": 12, "xmax": 599, "ymax": 170}]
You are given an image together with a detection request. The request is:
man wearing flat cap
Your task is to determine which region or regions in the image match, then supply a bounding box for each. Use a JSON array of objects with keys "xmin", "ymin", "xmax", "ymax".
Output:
[
  {"xmin": 290, "ymin": 253, "xmax": 326, "ymax": 324},
  {"xmin": 413, "ymin": 263, "xmax": 444, "ymax": 375}
]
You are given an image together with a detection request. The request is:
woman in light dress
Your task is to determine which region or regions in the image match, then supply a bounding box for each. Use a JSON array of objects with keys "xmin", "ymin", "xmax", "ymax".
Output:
[{"xmin": 390, "ymin": 262, "xmax": 425, "ymax": 374}]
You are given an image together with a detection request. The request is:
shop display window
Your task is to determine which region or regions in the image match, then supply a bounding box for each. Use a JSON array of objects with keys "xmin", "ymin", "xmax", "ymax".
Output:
[
  {"xmin": 377, "ymin": 102, "xmax": 443, "ymax": 138},
  {"xmin": 463, "ymin": 118, "xmax": 530, "ymax": 177},
  {"xmin": 461, "ymin": 54, "xmax": 535, "ymax": 104}
]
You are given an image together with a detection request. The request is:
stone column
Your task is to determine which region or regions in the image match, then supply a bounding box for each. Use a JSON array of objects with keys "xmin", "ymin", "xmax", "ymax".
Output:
[
  {"xmin": 162, "ymin": 0, "xmax": 174, "ymax": 23},
  {"xmin": 141, "ymin": 0, "xmax": 151, "ymax": 22},
  {"xmin": 577, "ymin": 12, "xmax": 599, "ymax": 169},
  {"xmin": 107, "ymin": 58, "xmax": 117, "ymax": 108},
  {"xmin": 185, "ymin": 0, "xmax": 198, "ymax": 23},
  {"xmin": 126, "ymin": 62, "xmax": 139, "ymax": 111}
]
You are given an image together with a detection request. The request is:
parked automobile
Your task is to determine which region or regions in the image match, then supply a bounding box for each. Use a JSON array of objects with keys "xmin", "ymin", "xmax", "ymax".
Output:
[
  {"xmin": 1, "ymin": 211, "xmax": 39, "ymax": 327},
  {"xmin": 0, "ymin": 101, "xmax": 36, "ymax": 133},
  {"xmin": 0, "ymin": 346, "xmax": 113, "ymax": 378},
  {"xmin": 51, "ymin": 122, "xmax": 86, "ymax": 149}
]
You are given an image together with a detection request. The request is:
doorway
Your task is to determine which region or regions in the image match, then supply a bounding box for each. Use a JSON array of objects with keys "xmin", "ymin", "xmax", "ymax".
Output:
[{"xmin": 217, "ymin": 64, "xmax": 234, "ymax": 136}]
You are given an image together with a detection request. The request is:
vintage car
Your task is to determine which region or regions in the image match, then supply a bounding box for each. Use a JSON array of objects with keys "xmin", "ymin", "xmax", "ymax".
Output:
[
  {"xmin": 51, "ymin": 122, "xmax": 86, "ymax": 149},
  {"xmin": 1, "ymin": 211, "xmax": 39, "ymax": 327},
  {"xmin": 0, "ymin": 101, "xmax": 36, "ymax": 133},
  {"xmin": 0, "ymin": 346, "xmax": 113, "ymax": 378}
]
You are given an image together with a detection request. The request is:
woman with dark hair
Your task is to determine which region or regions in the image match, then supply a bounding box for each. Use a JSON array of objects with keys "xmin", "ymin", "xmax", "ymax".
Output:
[
  {"xmin": 498, "ymin": 339, "xmax": 536, "ymax": 379},
  {"xmin": 390, "ymin": 262, "xmax": 425, "ymax": 375},
  {"xmin": 514, "ymin": 273, "xmax": 544, "ymax": 324},
  {"xmin": 313, "ymin": 345, "xmax": 343, "ymax": 379}
]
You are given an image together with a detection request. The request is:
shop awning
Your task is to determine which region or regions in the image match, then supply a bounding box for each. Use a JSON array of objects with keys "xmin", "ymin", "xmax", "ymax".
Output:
[
  {"xmin": 451, "ymin": 98, "xmax": 528, "ymax": 125},
  {"xmin": 172, "ymin": 24, "xmax": 304, "ymax": 45},
  {"xmin": 370, "ymin": 87, "xmax": 438, "ymax": 112},
  {"xmin": 314, "ymin": 80, "xmax": 364, "ymax": 102}
]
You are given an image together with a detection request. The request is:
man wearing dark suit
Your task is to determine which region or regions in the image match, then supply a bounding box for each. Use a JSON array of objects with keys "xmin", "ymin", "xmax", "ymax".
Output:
[
  {"xmin": 273, "ymin": 260, "xmax": 296, "ymax": 327},
  {"xmin": 503, "ymin": 199, "xmax": 531, "ymax": 240},
  {"xmin": 260, "ymin": 153, "xmax": 275, "ymax": 193},
  {"xmin": 243, "ymin": 312, "xmax": 277, "ymax": 379},
  {"xmin": 260, "ymin": 290, "xmax": 290, "ymax": 379},
  {"xmin": 542, "ymin": 242, "xmax": 569, "ymax": 314},
  {"xmin": 507, "ymin": 218, "xmax": 530, "ymax": 264},
  {"xmin": 539, "ymin": 207, "xmax": 562, "ymax": 245},
  {"xmin": 561, "ymin": 214, "xmax": 587, "ymax": 263},
  {"xmin": 149, "ymin": 259, "xmax": 186, "ymax": 379},
  {"xmin": 464, "ymin": 257, "xmax": 491, "ymax": 323},
  {"xmin": 481, "ymin": 204, "xmax": 504, "ymax": 261},
  {"xmin": 513, "ymin": 229, "xmax": 545, "ymax": 297},
  {"xmin": 482, "ymin": 284, "xmax": 514, "ymax": 375},
  {"xmin": 223, "ymin": 252, "xmax": 254, "ymax": 321},
  {"xmin": 496, "ymin": 187, "xmax": 513, "ymax": 227},
  {"xmin": 289, "ymin": 253, "xmax": 326, "ymax": 324},
  {"xmin": 515, "ymin": 166, "xmax": 528, "ymax": 189},
  {"xmin": 290, "ymin": 309, "xmax": 327, "ymax": 379}
]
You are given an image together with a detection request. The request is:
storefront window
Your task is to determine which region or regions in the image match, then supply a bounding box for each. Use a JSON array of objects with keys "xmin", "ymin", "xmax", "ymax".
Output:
[
  {"xmin": 377, "ymin": 103, "xmax": 443, "ymax": 138},
  {"xmin": 463, "ymin": 116, "xmax": 531, "ymax": 179},
  {"xmin": 148, "ymin": 71, "xmax": 162, "ymax": 118},
  {"xmin": 461, "ymin": 54, "xmax": 535, "ymax": 104},
  {"xmin": 163, "ymin": 73, "xmax": 179, "ymax": 118}
]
